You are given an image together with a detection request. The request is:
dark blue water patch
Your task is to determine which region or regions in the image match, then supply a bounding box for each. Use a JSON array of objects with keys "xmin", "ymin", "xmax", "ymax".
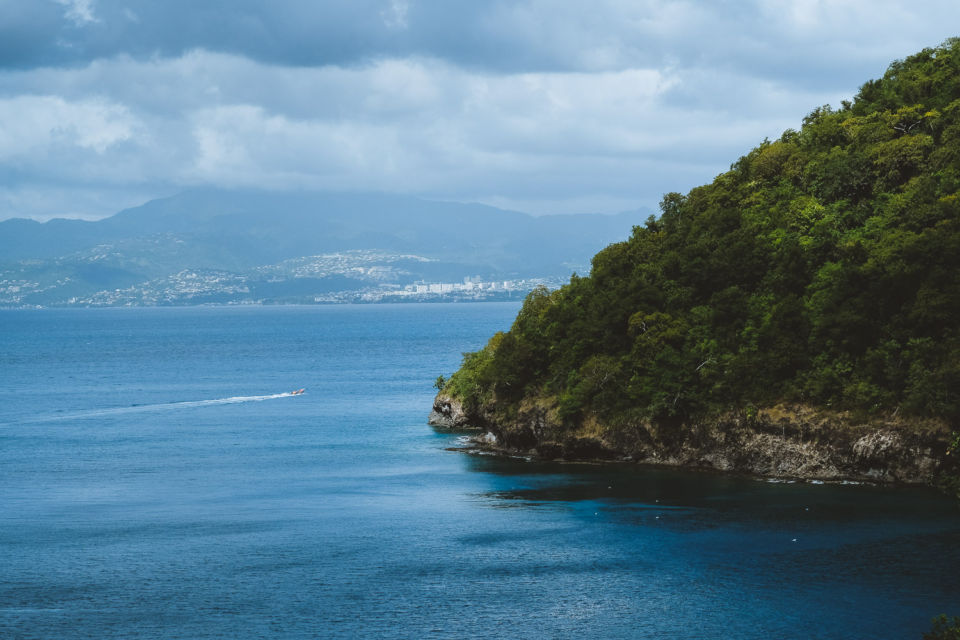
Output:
[{"xmin": 1, "ymin": 305, "xmax": 958, "ymax": 640}]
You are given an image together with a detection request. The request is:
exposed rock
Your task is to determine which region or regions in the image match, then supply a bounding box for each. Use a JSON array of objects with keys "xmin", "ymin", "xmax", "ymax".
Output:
[
  {"xmin": 476, "ymin": 431, "xmax": 498, "ymax": 446},
  {"xmin": 432, "ymin": 392, "xmax": 956, "ymax": 486},
  {"xmin": 427, "ymin": 393, "xmax": 475, "ymax": 430}
]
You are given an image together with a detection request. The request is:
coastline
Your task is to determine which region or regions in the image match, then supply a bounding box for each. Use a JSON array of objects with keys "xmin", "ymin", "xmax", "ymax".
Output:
[{"xmin": 430, "ymin": 393, "xmax": 957, "ymax": 488}]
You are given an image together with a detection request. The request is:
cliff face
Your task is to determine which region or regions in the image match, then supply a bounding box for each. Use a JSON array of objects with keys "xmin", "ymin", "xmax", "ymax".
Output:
[
  {"xmin": 429, "ymin": 394, "xmax": 955, "ymax": 485},
  {"xmin": 428, "ymin": 393, "xmax": 473, "ymax": 429}
]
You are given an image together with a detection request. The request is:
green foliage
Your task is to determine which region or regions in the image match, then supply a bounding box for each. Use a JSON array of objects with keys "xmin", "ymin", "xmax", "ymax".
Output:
[
  {"xmin": 433, "ymin": 375, "xmax": 447, "ymax": 391},
  {"xmin": 444, "ymin": 332, "xmax": 503, "ymax": 410},
  {"xmin": 445, "ymin": 40, "xmax": 960, "ymax": 431},
  {"xmin": 924, "ymin": 615, "xmax": 960, "ymax": 640}
]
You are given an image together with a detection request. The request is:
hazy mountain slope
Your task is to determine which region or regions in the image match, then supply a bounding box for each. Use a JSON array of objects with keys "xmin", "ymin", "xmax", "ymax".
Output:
[{"xmin": 0, "ymin": 190, "xmax": 641, "ymax": 305}]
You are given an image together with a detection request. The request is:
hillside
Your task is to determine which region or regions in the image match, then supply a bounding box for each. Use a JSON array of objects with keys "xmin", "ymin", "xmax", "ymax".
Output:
[
  {"xmin": 435, "ymin": 40, "xmax": 960, "ymax": 489},
  {"xmin": 0, "ymin": 190, "xmax": 638, "ymax": 306}
]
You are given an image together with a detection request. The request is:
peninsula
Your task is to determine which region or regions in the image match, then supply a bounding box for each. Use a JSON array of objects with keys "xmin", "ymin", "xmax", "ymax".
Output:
[{"xmin": 431, "ymin": 40, "xmax": 960, "ymax": 495}]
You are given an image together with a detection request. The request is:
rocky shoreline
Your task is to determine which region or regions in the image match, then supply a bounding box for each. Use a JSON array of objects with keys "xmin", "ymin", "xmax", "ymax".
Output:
[{"xmin": 429, "ymin": 393, "xmax": 957, "ymax": 486}]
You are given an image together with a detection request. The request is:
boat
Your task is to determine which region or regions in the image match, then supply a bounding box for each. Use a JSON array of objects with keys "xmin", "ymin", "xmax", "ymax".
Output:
[{"xmin": 291, "ymin": 389, "xmax": 305, "ymax": 395}]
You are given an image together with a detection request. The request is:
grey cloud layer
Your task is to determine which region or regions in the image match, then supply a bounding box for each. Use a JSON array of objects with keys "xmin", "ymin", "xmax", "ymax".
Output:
[
  {"xmin": 6, "ymin": 1, "xmax": 956, "ymax": 81},
  {"xmin": 0, "ymin": 0, "xmax": 957, "ymax": 219},
  {"xmin": 0, "ymin": 51, "xmax": 836, "ymax": 218}
]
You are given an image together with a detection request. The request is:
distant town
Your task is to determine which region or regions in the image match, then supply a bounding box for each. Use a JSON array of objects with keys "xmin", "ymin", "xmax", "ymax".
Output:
[
  {"xmin": 0, "ymin": 267, "xmax": 564, "ymax": 307},
  {"xmin": 346, "ymin": 277, "xmax": 557, "ymax": 303}
]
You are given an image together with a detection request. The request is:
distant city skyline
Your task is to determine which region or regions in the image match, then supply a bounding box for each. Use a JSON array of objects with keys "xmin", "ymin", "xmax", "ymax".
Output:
[{"xmin": 1, "ymin": 1, "xmax": 957, "ymax": 221}]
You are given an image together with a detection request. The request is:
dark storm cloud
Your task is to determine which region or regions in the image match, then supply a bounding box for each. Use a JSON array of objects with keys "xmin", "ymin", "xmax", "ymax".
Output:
[
  {"xmin": 8, "ymin": 1, "xmax": 954, "ymax": 83},
  {"xmin": 1, "ymin": 0, "xmax": 553, "ymax": 71}
]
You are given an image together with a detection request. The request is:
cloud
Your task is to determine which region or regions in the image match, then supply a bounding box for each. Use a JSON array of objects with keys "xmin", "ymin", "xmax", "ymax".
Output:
[
  {"xmin": 380, "ymin": 0, "xmax": 409, "ymax": 30},
  {"xmin": 0, "ymin": 1, "xmax": 956, "ymax": 219},
  {"xmin": 2, "ymin": 1, "xmax": 955, "ymax": 77},
  {"xmin": 0, "ymin": 51, "xmax": 840, "ymax": 218},
  {"xmin": 0, "ymin": 94, "xmax": 138, "ymax": 156},
  {"xmin": 53, "ymin": 0, "xmax": 98, "ymax": 26}
]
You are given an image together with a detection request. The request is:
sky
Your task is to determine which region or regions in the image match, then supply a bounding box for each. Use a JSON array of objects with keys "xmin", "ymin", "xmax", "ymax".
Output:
[{"xmin": 0, "ymin": 1, "xmax": 957, "ymax": 221}]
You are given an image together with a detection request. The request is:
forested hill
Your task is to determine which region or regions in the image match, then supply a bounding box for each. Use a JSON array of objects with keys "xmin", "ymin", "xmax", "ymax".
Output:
[{"xmin": 443, "ymin": 39, "xmax": 960, "ymax": 431}]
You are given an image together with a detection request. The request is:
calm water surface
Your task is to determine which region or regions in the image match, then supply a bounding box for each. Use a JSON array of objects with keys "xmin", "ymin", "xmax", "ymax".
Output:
[{"xmin": 1, "ymin": 304, "xmax": 958, "ymax": 639}]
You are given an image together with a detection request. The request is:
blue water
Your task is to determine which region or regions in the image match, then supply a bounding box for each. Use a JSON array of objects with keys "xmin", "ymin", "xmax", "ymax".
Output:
[{"xmin": 1, "ymin": 304, "xmax": 958, "ymax": 639}]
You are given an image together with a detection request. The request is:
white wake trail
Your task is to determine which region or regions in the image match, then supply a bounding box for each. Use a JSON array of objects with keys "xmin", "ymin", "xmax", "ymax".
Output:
[{"xmin": 4, "ymin": 392, "xmax": 302, "ymax": 426}]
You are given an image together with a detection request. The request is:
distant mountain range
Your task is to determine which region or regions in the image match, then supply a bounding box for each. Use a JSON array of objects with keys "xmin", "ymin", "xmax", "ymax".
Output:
[{"xmin": 0, "ymin": 189, "xmax": 641, "ymax": 306}]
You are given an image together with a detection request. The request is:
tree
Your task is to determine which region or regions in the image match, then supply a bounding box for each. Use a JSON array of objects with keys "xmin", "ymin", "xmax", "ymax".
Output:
[
  {"xmin": 440, "ymin": 39, "xmax": 960, "ymax": 437},
  {"xmin": 923, "ymin": 615, "xmax": 960, "ymax": 640}
]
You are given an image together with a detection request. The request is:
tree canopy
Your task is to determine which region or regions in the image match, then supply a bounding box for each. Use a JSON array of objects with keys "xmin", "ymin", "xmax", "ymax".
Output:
[{"xmin": 445, "ymin": 39, "xmax": 960, "ymax": 431}]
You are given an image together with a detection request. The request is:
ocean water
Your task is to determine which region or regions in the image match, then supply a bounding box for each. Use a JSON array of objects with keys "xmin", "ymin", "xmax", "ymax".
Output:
[{"xmin": 1, "ymin": 304, "xmax": 958, "ymax": 640}]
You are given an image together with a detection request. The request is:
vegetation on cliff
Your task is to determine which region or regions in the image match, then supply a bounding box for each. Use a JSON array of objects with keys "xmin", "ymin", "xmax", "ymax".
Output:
[
  {"xmin": 924, "ymin": 615, "xmax": 960, "ymax": 640},
  {"xmin": 443, "ymin": 40, "xmax": 960, "ymax": 454}
]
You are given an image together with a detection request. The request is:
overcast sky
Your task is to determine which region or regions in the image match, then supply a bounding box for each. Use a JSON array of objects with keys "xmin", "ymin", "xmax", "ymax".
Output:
[{"xmin": 0, "ymin": 0, "xmax": 957, "ymax": 221}]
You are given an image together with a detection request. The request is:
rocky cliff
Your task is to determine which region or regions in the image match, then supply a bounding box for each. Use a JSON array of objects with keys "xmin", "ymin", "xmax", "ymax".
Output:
[{"xmin": 429, "ymin": 393, "xmax": 957, "ymax": 486}]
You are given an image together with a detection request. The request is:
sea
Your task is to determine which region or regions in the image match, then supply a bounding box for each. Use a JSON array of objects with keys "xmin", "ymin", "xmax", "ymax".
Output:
[{"xmin": 1, "ymin": 303, "xmax": 958, "ymax": 639}]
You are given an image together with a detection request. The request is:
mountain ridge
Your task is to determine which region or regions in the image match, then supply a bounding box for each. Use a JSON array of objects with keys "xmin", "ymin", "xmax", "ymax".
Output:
[{"xmin": 0, "ymin": 189, "xmax": 642, "ymax": 306}]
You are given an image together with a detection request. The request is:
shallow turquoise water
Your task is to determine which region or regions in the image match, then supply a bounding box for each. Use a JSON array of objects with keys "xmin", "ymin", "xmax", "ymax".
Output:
[{"xmin": 1, "ymin": 304, "xmax": 958, "ymax": 639}]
